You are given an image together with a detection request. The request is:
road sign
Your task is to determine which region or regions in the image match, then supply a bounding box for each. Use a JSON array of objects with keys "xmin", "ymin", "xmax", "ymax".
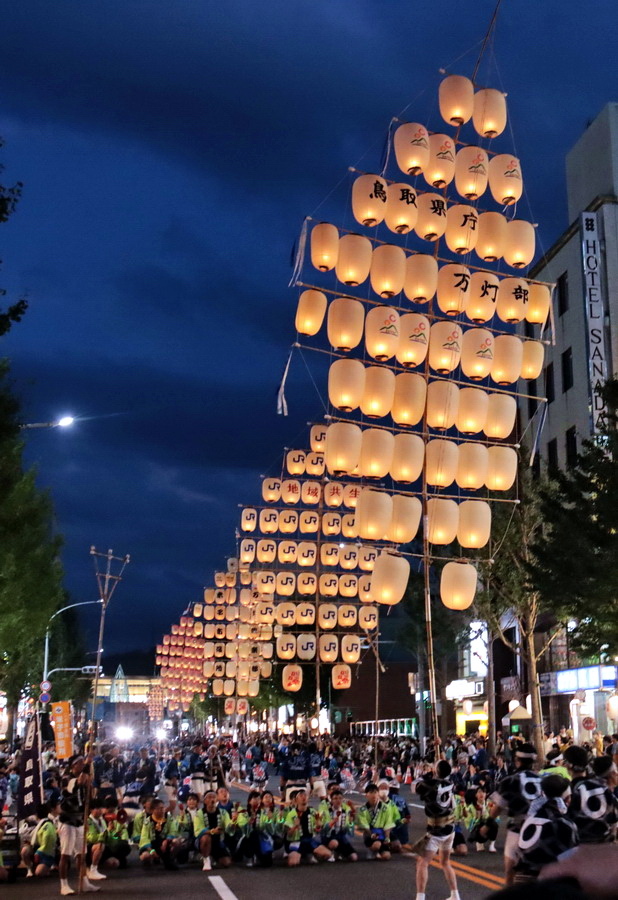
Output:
[
  {"xmin": 40, "ymin": 680, "xmax": 52, "ymax": 692},
  {"xmin": 582, "ymin": 716, "xmax": 597, "ymax": 731},
  {"xmin": 39, "ymin": 692, "xmax": 51, "ymax": 704}
]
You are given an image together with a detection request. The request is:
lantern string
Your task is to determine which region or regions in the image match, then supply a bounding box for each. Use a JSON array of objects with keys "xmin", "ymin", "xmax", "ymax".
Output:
[
  {"xmin": 297, "ymin": 347, "xmax": 329, "ymax": 414},
  {"xmin": 471, "ymin": 0, "xmax": 504, "ymax": 83},
  {"xmin": 289, "ymin": 217, "xmax": 309, "ymax": 287},
  {"xmin": 276, "ymin": 346, "xmax": 295, "ymax": 416},
  {"xmin": 379, "ymin": 119, "xmax": 395, "ymax": 179},
  {"xmin": 528, "ymin": 402, "xmax": 548, "ymax": 467}
]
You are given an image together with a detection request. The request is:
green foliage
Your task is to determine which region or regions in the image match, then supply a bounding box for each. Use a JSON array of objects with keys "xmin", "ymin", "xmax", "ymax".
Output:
[{"xmin": 0, "ymin": 146, "xmax": 27, "ymax": 336}]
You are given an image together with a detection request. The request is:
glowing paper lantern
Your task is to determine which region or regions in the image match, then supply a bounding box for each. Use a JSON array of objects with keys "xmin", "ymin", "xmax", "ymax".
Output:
[
  {"xmin": 392, "ymin": 373, "xmax": 427, "ymax": 427},
  {"xmin": 322, "ymin": 512, "xmax": 341, "ymax": 536},
  {"xmin": 461, "ymin": 329, "xmax": 494, "ymax": 380},
  {"xmin": 305, "ymin": 451, "xmax": 325, "ymax": 476},
  {"xmin": 456, "ymin": 442, "xmax": 489, "ymax": 490},
  {"xmin": 358, "ymin": 545, "xmax": 378, "ymax": 571},
  {"xmin": 360, "ymin": 366, "xmax": 396, "ymax": 418},
  {"xmin": 262, "ymin": 478, "xmax": 281, "ymax": 503},
  {"xmin": 370, "ymin": 245, "xmax": 406, "ymax": 298},
  {"xmin": 429, "ymin": 322, "xmax": 462, "ymax": 373},
  {"xmin": 335, "ymin": 234, "xmax": 372, "ymax": 285},
  {"xmin": 426, "ymin": 380, "xmax": 459, "ymax": 430},
  {"xmin": 301, "ymin": 481, "xmax": 321, "ymax": 505},
  {"xmin": 286, "ymin": 450, "xmax": 306, "ymax": 476},
  {"xmin": 427, "ymin": 498, "xmax": 459, "ymax": 545},
  {"xmin": 319, "ymin": 573, "xmax": 338, "ymax": 598},
  {"xmin": 310, "ymin": 425, "xmax": 327, "ymax": 452},
  {"xmin": 485, "ymin": 393, "xmax": 517, "ymax": 439},
  {"xmin": 279, "ymin": 510, "xmax": 299, "ymax": 533},
  {"xmin": 282, "ymin": 664, "xmax": 303, "ymax": 692},
  {"xmin": 488, "ymin": 155, "xmax": 523, "ymax": 206},
  {"xmin": 296, "ymin": 634, "xmax": 317, "ymax": 661},
  {"xmin": 332, "ymin": 664, "xmax": 352, "ymax": 689},
  {"xmin": 324, "ymin": 422, "xmax": 362, "ymax": 475},
  {"xmin": 328, "ymin": 358, "xmax": 365, "ymax": 411},
  {"xmin": 521, "ymin": 341, "xmax": 545, "ymax": 379},
  {"xmin": 319, "ymin": 635, "xmax": 339, "ymax": 663},
  {"xmin": 426, "ymin": 439, "xmax": 459, "ymax": 487},
  {"xmin": 358, "ymin": 575, "xmax": 372, "ymax": 603},
  {"xmin": 465, "ymin": 271, "xmax": 499, "ymax": 323},
  {"xmin": 256, "ymin": 539, "xmax": 276, "ymax": 564},
  {"xmin": 299, "ymin": 511, "xmax": 319, "ymax": 534},
  {"xmin": 386, "ymin": 494, "xmax": 422, "ymax": 543},
  {"xmin": 445, "ymin": 206, "xmax": 479, "ymax": 256},
  {"xmin": 327, "ymin": 297, "xmax": 365, "ymax": 352},
  {"xmin": 342, "ymin": 514, "xmax": 357, "ymax": 538},
  {"xmin": 295, "ymin": 290, "xmax": 327, "ymax": 335},
  {"xmin": 425, "ymin": 134, "xmax": 456, "ymax": 188},
  {"xmin": 359, "ymin": 605, "xmax": 378, "ymax": 630},
  {"xmin": 324, "ymin": 482, "xmax": 344, "ymax": 507},
  {"xmin": 241, "ymin": 508, "xmax": 257, "ymax": 532},
  {"xmin": 359, "ymin": 428, "xmax": 395, "ymax": 478},
  {"xmin": 472, "ymin": 89, "xmax": 507, "ymax": 138},
  {"xmin": 281, "ymin": 480, "xmax": 301, "ymax": 504},
  {"xmin": 437, "ymin": 264, "xmax": 470, "ymax": 316},
  {"xmin": 311, "ymin": 222, "xmax": 338, "ymax": 271},
  {"xmin": 338, "ymin": 605, "xmax": 357, "ymax": 627},
  {"xmin": 339, "ymin": 573, "xmax": 358, "ymax": 596},
  {"xmin": 486, "ymin": 446, "xmax": 518, "ymax": 491},
  {"xmin": 390, "ymin": 433, "xmax": 424, "ymax": 483},
  {"xmin": 415, "ymin": 192, "xmax": 448, "ymax": 241},
  {"xmin": 365, "ymin": 307, "xmax": 400, "ymax": 361},
  {"xmin": 297, "ymin": 572, "xmax": 317, "ymax": 595},
  {"xmin": 320, "ymin": 543, "xmax": 340, "ymax": 566},
  {"xmin": 396, "ymin": 314, "xmax": 430, "ymax": 368},
  {"xmin": 456, "ymin": 388, "xmax": 489, "ymax": 434},
  {"xmin": 224, "ymin": 679, "xmax": 235, "ymax": 697},
  {"xmin": 356, "ymin": 489, "xmax": 393, "ymax": 540},
  {"xmin": 343, "ymin": 484, "xmax": 361, "ymax": 508},
  {"xmin": 297, "ymin": 542, "xmax": 317, "ymax": 566},
  {"xmin": 318, "ymin": 604, "xmax": 338, "ymax": 630},
  {"xmin": 352, "ymin": 174, "xmax": 388, "ymax": 227},
  {"xmin": 296, "ymin": 604, "xmax": 316, "ymax": 627},
  {"xmin": 441, "ymin": 561, "xmax": 477, "ymax": 610},
  {"xmin": 240, "ymin": 539, "xmax": 256, "ymax": 565},
  {"xmin": 455, "ymin": 146, "xmax": 489, "ymax": 200},
  {"xmin": 404, "ymin": 254, "xmax": 438, "ymax": 303},
  {"xmin": 342, "ymin": 635, "xmax": 361, "ymax": 664},
  {"xmin": 526, "ymin": 283, "xmax": 551, "ymax": 326},
  {"xmin": 496, "ymin": 277, "xmax": 529, "ymax": 323},
  {"xmin": 276, "ymin": 635, "xmax": 296, "ymax": 660},
  {"xmin": 475, "ymin": 212, "xmax": 507, "ymax": 264},
  {"xmin": 276, "ymin": 573, "xmax": 296, "ymax": 597},
  {"xmin": 491, "ymin": 335, "xmax": 523, "ymax": 385},
  {"xmin": 385, "ymin": 182, "xmax": 418, "ymax": 234},
  {"xmin": 504, "ymin": 220, "xmax": 535, "ymax": 269},
  {"xmin": 457, "ymin": 500, "xmax": 491, "ymax": 548},
  {"xmin": 439, "ymin": 74, "xmax": 474, "ymax": 125},
  {"xmin": 369, "ymin": 552, "xmax": 410, "ymax": 605},
  {"xmin": 394, "ymin": 122, "xmax": 430, "ymax": 175},
  {"xmin": 259, "ymin": 509, "xmax": 279, "ymax": 534}
]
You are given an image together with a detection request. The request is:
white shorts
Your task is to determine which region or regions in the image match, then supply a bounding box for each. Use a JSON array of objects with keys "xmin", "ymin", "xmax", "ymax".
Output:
[
  {"xmin": 504, "ymin": 829, "xmax": 521, "ymax": 862},
  {"xmin": 59, "ymin": 823, "xmax": 85, "ymax": 857},
  {"xmin": 425, "ymin": 832, "xmax": 455, "ymax": 854},
  {"xmin": 312, "ymin": 778, "xmax": 327, "ymax": 800}
]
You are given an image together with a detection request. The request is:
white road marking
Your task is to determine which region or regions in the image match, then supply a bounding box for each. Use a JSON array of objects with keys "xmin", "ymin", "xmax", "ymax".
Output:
[{"xmin": 209, "ymin": 875, "xmax": 240, "ymax": 900}]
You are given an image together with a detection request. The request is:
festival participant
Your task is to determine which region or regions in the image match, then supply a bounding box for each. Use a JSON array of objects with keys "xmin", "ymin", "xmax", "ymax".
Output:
[
  {"xmin": 59, "ymin": 756, "xmax": 100, "ymax": 895},
  {"xmin": 515, "ymin": 774, "xmax": 578, "ymax": 884},
  {"xmin": 258, "ymin": 791, "xmax": 283, "ymax": 859},
  {"xmin": 387, "ymin": 779, "xmax": 411, "ymax": 852},
  {"xmin": 163, "ymin": 748, "xmax": 186, "ymax": 801},
  {"xmin": 319, "ymin": 787, "xmax": 357, "ymax": 861},
  {"xmin": 357, "ymin": 782, "xmax": 396, "ymax": 861},
  {"xmin": 309, "ymin": 742, "xmax": 327, "ymax": 800},
  {"xmin": 22, "ymin": 800, "xmax": 60, "ymax": 877},
  {"xmin": 200, "ymin": 789, "xmax": 233, "ymax": 871},
  {"xmin": 235, "ymin": 790, "xmax": 265, "ymax": 867},
  {"xmin": 102, "ymin": 798, "xmax": 130, "ymax": 868},
  {"xmin": 138, "ymin": 797, "xmax": 178, "ymax": 870},
  {"xmin": 565, "ymin": 748, "xmax": 618, "ymax": 843},
  {"xmin": 414, "ymin": 761, "xmax": 460, "ymax": 900},
  {"xmin": 129, "ymin": 795, "xmax": 153, "ymax": 846},
  {"xmin": 489, "ymin": 741, "xmax": 543, "ymax": 886},
  {"xmin": 85, "ymin": 799, "xmax": 108, "ymax": 881},
  {"xmin": 283, "ymin": 788, "xmax": 331, "ymax": 866},
  {"xmin": 464, "ymin": 785, "xmax": 498, "ymax": 852},
  {"xmin": 280, "ymin": 742, "xmax": 311, "ymax": 802}
]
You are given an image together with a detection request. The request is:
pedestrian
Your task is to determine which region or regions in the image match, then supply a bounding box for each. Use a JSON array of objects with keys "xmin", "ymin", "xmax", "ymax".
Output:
[{"xmin": 414, "ymin": 760, "xmax": 460, "ymax": 900}]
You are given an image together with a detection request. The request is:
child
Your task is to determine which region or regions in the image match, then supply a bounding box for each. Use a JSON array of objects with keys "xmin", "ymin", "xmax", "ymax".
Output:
[
  {"xmin": 138, "ymin": 798, "xmax": 178, "ymax": 870},
  {"xmin": 86, "ymin": 800, "xmax": 108, "ymax": 881},
  {"xmin": 357, "ymin": 782, "xmax": 396, "ymax": 860},
  {"xmin": 23, "ymin": 801, "xmax": 60, "ymax": 877},
  {"xmin": 102, "ymin": 798, "xmax": 130, "ymax": 869},
  {"xmin": 320, "ymin": 788, "xmax": 357, "ymax": 861},
  {"xmin": 465, "ymin": 786, "xmax": 498, "ymax": 853},
  {"xmin": 283, "ymin": 789, "xmax": 332, "ymax": 866}
]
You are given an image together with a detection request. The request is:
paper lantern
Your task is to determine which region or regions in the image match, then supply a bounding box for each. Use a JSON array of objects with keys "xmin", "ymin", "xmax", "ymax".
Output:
[
  {"xmin": 256, "ymin": 571, "xmax": 276, "ymax": 595},
  {"xmin": 335, "ymin": 234, "xmax": 372, "ymax": 285},
  {"xmin": 426, "ymin": 380, "xmax": 459, "ymax": 429},
  {"xmin": 259, "ymin": 509, "xmax": 278, "ymax": 534},
  {"xmin": 385, "ymin": 182, "xmax": 418, "ymax": 234},
  {"xmin": 360, "ymin": 366, "xmax": 396, "ymax": 418},
  {"xmin": 496, "ymin": 277, "xmax": 529, "ymax": 323},
  {"xmin": 392, "ymin": 373, "xmax": 427, "ymax": 426},
  {"xmin": 465, "ymin": 271, "xmax": 499, "ymax": 323},
  {"xmin": 352, "ymin": 173, "xmax": 387, "ymax": 227},
  {"xmin": 203, "ymin": 661, "xmax": 215, "ymax": 678},
  {"xmin": 240, "ymin": 539, "xmax": 256, "ymax": 565},
  {"xmin": 396, "ymin": 313, "xmax": 429, "ymax": 368},
  {"xmin": 369, "ymin": 552, "xmax": 410, "ymax": 605},
  {"xmin": 223, "ymin": 679, "xmax": 235, "ymax": 697},
  {"xmin": 285, "ymin": 451, "xmax": 305, "ymax": 476},
  {"xmin": 359, "ymin": 428, "xmax": 395, "ymax": 478},
  {"xmin": 429, "ymin": 322, "xmax": 462, "ymax": 373},
  {"xmin": 472, "ymin": 88, "xmax": 507, "ymax": 138},
  {"xmin": 237, "ymin": 680, "xmax": 249, "ymax": 697},
  {"xmin": 365, "ymin": 306, "xmax": 400, "ymax": 360},
  {"xmin": 485, "ymin": 393, "xmax": 517, "ymax": 439},
  {"xmin": 487, "ymin": 446, "xmax": 518, "ymax": 491},
  {"xmin": 386, "ymin": 494, "xmax": 422, "ymax": 543},
  {"xmin": 257, "ymin": 539, "xmax": 276, "ymax": 564},
  {"xmin": 504, "ymin": 220, "xmax": 535, "ymax": 269},
  {"xmin": 282, "ymin": 664, "xmax": 303, "ymax": 692},
  {"xmin": 296, "ymin": 604, "xmax": 316, "ymax": 627},
  {"xmin": 239, "ymin": 569, "xmax": 252, "ymax": 585},
  {"xmin": 425, "ymin": 133, "xmax": 456, "ymax": 188},
  {"xmin": 437, "ymin": 264, "xmax": 470, "ymax": 316},
  {"xmin": 475, "ymin": 212, "xmax": 506, "ymax": 264},
  {"xmin": 456, "ymin": 387, "xmax": 489, "ymax": 434},
  {"xmin": 526, "ymin": 282, "xmax": 551, "ymax": 326},
  {"xmin": 359, "ymin": 605, "xmax": 379, "ymax": 630},
  {"xmin": 343, "ymin": 484, "xmax": 361, "ymax": 508},
  {"xmin": 299, "ymin": 511, "xmax": 319, "ymax": 534},
  {"xmin": 260, "ymin": 661, "xmax": 272, "ymax": 679},
  {"xmin": 325, "ymin": 422, "xmax": 362, "ymax": 475},
  {"xmin": 454, "ymin": 146, "xmax": 489, "ymax": 200},
  {"xmin": 461, "ymin": 328, "xmax": 494, "ymax": 380},
  {"xmin": 214, "ymin": 572, "xmax": 225, "ymax": 588},
  {"xmin": 248, "ymin": 680, "xmax": 259, "ymax": 698},
  {"xmin": 279, "ymin": 510, "xmax": 299, "ymax": 533},
  {"xmin": 356, "ymin": 489, "xmax": 393, "ymax": 540},
  {"xmin": 327, "ymin": 297, "xmax": 365, "ymax": 351},
  {"xmin": 310, "ymin": 425, "xmax": 327, "ymax": 452},
  {"xmin": 342, "ymin": 635, "xmax": 361, "ymax": 664},
  {"xmin": 296, "ymin": 634, "xmax": 317, "ymax": 661},
  {"xmin": 390, "ymin": 432, "xmax": 424, "ymax": 483},
  {"xmin": 324, "ymin": 482, "xmax": 344, "ymax": 507},
  {"xmin": 301, "ymin": 481, "xmax": 321, "ymax": 505},
  {"xmin": 441, "ymin": 561, "xmax": 477, "ymax": 610},
  {"xmin": 319, "ymin": 573, "xmax": 339, "ymax": 597},
  {"xmin": 491, "ymin": 335, "xmax": 523, "ymax": 384},
  {"xmin": 256, "ymin": 601, "xmax": 275, "ymax": 624},
  {"xmin": 339, "ymin": 573, "xmax": 358, "ymax": 597},
  {"xmin": 318, "ymin": 603, "xmax": 338, "ymax": 629},
  {"xmin": 456, "ymin": 442, "xmax": 489, "ymax": 490},
  {"xmin": 224, "ymin": 572, "xmax": 236, "ymax": 588},
  {"xmin": 439, "ymin": 74, "xmax": 474, "ymax": 125},
  {"xmin": 236, "ymin": 698, "xmax": 249, "ymax": 715},
  {"xmin": 305, "ymin": 451, "xmax": 325, "ymax": 476},
  {"xmin": 458, "ymin": 500, "xmax": 491, "ymax": 548},
  {"xmin": 427, "ymin": 498, "xmax": 459, "ymax": 544},
  {"xmin": 445, "ymin": 206, "xmax": 478, "ymax": 256},
  {"xmin": 295, "ymin": 290, "xmax": 327, "ymax": 336},
  {"xmin": 404, "ymin": 253, "xmax": 438, "ymax": 303},
  {"xmin": 370, "ymin": 245, "xmax": 406, "ymax": 299},
  {"xmin": 338, "ymin": 605, "xmax": 358, "ymax": 627},
  {"xmin": 319, "ymin": 635, "xmax": 339, "ymax": 663},
  {"xmin": 358, "ymin": 575, "xmax": 372, "ymax": 603},
  {"xmin": 262, "ymin": 478, "xmax": 281, "ymax": 503},
  {"xmin": 488, "ymin": 155, "xmax": 523, "ymax": 206},
  {"xmin": 415, "ymin": 192, "xmax": 448, "ymax": 241},
  {"xmin": 297, "ymin": 572, "xmax": 317, "ymax": 595},
  {"xmin": 212, "ymin": 679, "xmax": 224, "ymax": 696},
  {"xmin": 297, "ymin": 542, "xmax": 317, "ymax": 566},
  {"xmin": 311, "ymin": 222, "xmax": 338, "ymax": 271},
  {"xmin": 358, "ymin": 545, "xmax": 378, "ymax": 571},
  {"xmin": 342, "ymin": 514, "xmax": 357, "ymax": 538},
  {"xmin": 521, "ymin": 341, "xmax": 545, "ymax": 379},
  {"xmin": 426, "ymin": 439, "xmax": 459, "ymax": 487},
  {"xmin": 276, "ymin": 573, "xmax": 296, "ymax": 597},
  {"xmin": 321, "ymin": 512, "xmax": 341, "ymax": 536},
  {"xmin": 281, "ymin": 479, "xmax": 301, "ymax": 504},
  {"xmin": 320, "ymin": 543, "xmax": 340, "ymax": 566},
  {"xmin": 394, "ymin": 122, "xmax": 430, "ymax": 175},
  {"xmin": 328, "ymin": 358, "xmax": 365, "ymax": 411},
  {"xmin": 241, "ymin": 508, "xmax": 257, "ymax": 532},
  {"xmin": 276, "ymin": 635, "xmax": 296, "ymax": 660}
]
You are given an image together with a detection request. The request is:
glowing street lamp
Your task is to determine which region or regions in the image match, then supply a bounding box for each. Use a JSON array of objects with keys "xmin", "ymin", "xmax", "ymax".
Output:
[{"xmin": 20, "ymin": 415, "xmax": 76, "ymax": 430}]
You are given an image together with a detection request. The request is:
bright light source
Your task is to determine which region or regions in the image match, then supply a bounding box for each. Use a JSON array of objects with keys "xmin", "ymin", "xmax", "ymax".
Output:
[
  {"xmin": 154, "ymin": 727, "xmax": 166, "ymax": 741},
  {"xmin": 57, "ymin": 416, "xmax": 75, "ymax": 428},
  {"xmin": 115, "ymin": 726, "xmax": 133, "ymax": 741},
  {"xmin": 310, "ymin": 717, "xmax": 319, "ymax": 730}
]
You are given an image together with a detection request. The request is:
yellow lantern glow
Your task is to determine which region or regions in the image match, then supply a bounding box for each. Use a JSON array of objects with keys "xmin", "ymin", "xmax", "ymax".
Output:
[
  {"xmin": 259, "ymin": 509, "xmax": 278, "ymax": 535},
  {"xmin": 445, "ymin": 206, "xmax": 479, "ymax": 256},
  {"xmin": 310, "ymin": 425, "xmax": 327, "ymax": 452},
  {"xmin": 486, "ymin": 446, "xmax": 518, "ymax": 491},
  {"xmin": 456, "ymin": 387, "xmax": 489, "ymax": 434},
  {"xmin": 335, "ymin": 234, "xmax": 373, "ymax": 285},
  {"xmin": 359, "ymin": 605, "xmax": 379, "ymax": 630},
  {"xmin": 319, "ymin": 573, "xmax": 339, "ymax": 597},
  {"xmin": 396, "ymin": 313, "xmax": 430, "ymax": 368},
  {"xmin": 485, "ymin": 393, "xmax": 517, "ymax": 439},
  {"xmin": 461, "ymin": 328, "xmax": 494, "ymax": 380},
  {"xmin": 241, "ymin": 508, "xmax": 257, "ymax": 532},
  {"xmin": 324, "ymin": 422, "xmax": 362, "ymax": 475},
  {"xmin": 299, "ymin": 511, "xmax": 319, "ymax": 534},
  {"xmin": 282, "ymin": 664, "xmax": 303, "ymax": 692},
  {"xmin": 320, "ymin": 543, "xmax": 340, "ymax": 567},
  {"xmin": 260, "ymin": 661, "xmax": 272, "ymax": 678},
  {"xmin": 488, "ymin": 155, "xmax": 523, "ymax": 206},
  {"xmin": 341, "ymin": 635, "xmax": 361, "ymax": 663},
  {"xmin": 365, "ymin": 306, "xmax": 400, "ymax": 361},
  {"xmin": 281, "ymin": 480, "xmax": 301, "ymax": 504},
  {"xmin": 255, "ymin": 571, "xmax": 276, "ymax": 595},
  {"xmin": 394, "ymin": 122, "xmax": 430, "ymax": 175},
  {"xmin": 429, "ymin": 322, "xmax": 462, "ymax": 373},
  {"xmin": 328, "ymin": 358, "xmax": 365, "ymax": 411},
  {"xmin": 437, "ymin": 264, "xmax": 471, "ymax": 316},
  {"xmin": 369, "ymin": 552, "xmax": 410, "ymax": 605},
  {"xmin": 295, "ymin": 290, "xmax": 327, "ymax": 336},
  {"xmin": 358, "ymin": 575, "xmax": 372, "ymax": 603},
  {"xmin": 441, "ymin": 561, "xmax": 477, "ymax": 610},
  {"xmin": 256, "ymin": 539, "xmax": 276, "ymax": 564},
  {"xmin": 224, "ymin": 679, "xmax": 235, "ymax": 697},
  {"xmin": 504, "ymin": 220, "xmax": 535, "ymax": 269},
  {"xmin": 318, "ymin": 603, "xmax": 338, "ymax": 630},
  {"xmin": 359, "ymin": 428, "xmax": 395, "ymax": 478},
  {"xmin": 339, "ymin": 573, "xmax": 358, "ymax": 597},
  {"xmin": 297, "ymin": 542, "xmax": 317, "ymax": 566},
  {"xmin": 240, "ymin": 539, "xmax": 256, "ymax": 565},
  {"xmin": 352, "ymin": 174, "xmax": 388, "ymax": 227},
  {"xmin": 385, "ymin": 182, "xmax": 418, "ymax": 234},
  {"xmin": 370, "ymin": 245, "xmax": 406, "ymax": 298},
  {"xmin": 392, "ymin": 373, "xmax": 427, "ymax": 427},
  {"xmin": 386, "ymin": 494, "xmax": 422, "ymax": 543},
  {"xmin": 456, "ymin": 442, "xmax": 489, "ymax": 490},
  {"xmin": 356, "ymin": 489, "xmax": 393, "ymax": 540},
  {"xmin": 278, "ymin": 540, "xmax": 298, "ymax": 564},
  {"xmin": 305, "ymin": 451, "xmax": 325, "ymax": 476},
  {"xmin": 426, "ymin": 439, "xmax": 459, "ymax": 487},
  {"xmin": 439, "ymin": 74, "xmax": 474, "ymax": 125},
  {"xmin": 342, "ymin": 514, "xmax": 357, "ymax": 539},
  {"xmin": 262, "ymin": 478, "xmax": 281, "ymax": 503},
  {"xmin": 296, "ymin": 604, "xmax": 316, "ymax": 627},
  {"xmin": 343, "ymin": 484, "xmax": 361, "ymax": 508},
  {"xmin": 415, "ymin": 192, "xmax": 448, "ymax": 241},
  {"xmin": 311, "ymin": 222, "xmax": 339, "ymax": 271},
  {"xmin": 301, "ymin": 481, "xmax": 321, "ymax": 505},
  {"xmin": 338, "ymin": 605, "xmax": 358, "ymax": 628},
  {"xmin": 521, "ymin": 341, "xmax": 544, "ymax": 380},
  {"xmin": 454, "ymin": 146, "xmax": 489, "ymax": 200},
  {"xmin": 297, "ymin": 572, "xmax": 317, "ymax": 595},
  {"xmin": 491, "ymin": 335, "xmax": 523, "ymax": 385},
  {"xmin": 358, "ymin": 545, "xmax": 378, "ymax": 571},
  {"xmin": 426, "ymin": 380, "xmax": 459, "ymax": 430},
  {"xmin": 324, "ymin": 482, "xmax": 344, "ymax": 507},
  {"xmin": 327, "ymin": 297, "xmax": 365, "ymax": 351},
  {"xmin": 286, "ymin": 450, "xmax": 306, "ymax": 476},
  {"xmin": 212, "ymin": 679, "xmax": 224, "ymax": 696},
  {"xmin": 475, "ymin": 212, "xmax": 507, "ymax": 264},
  {"xmin": 404, "ymin": 253, "xmax": 438, "ymax": 303},
  {"xmin": 472, "ymin": 88, "xmax": 507, "ymax": 138},
  {"xmin": 457, "ymin": 500, "xmax": 491, "ymax": 548},
  {"xmin": 496, "ymin": 277, "xmax": 529, "ymax": 323},
  {"xmin": 390, "ymin": 432, "xmax": 424, "ymax": 483},
  {"xmin": 276, "ymin": 635, "xmax": 296, "ymax": 660},
  {"xmin": 526, "ymin": 282, "xmax": 551, "ymax": 326},
  {"xmin": 465, "ymin": 270, "xmax": 499, "ymax": 323},
  {"xmin": 427, "ymin": 498, "xmax": 459, "ymax": 544},
  {"xmin": 279, "ymin": 510, "xmax": 299, "ymax": 533},
  {"xmin": 319, "ymin": 635, "xmax": 339, "ymax": 663},
  {"xmin": 425, "ymin": 133, "xmax": 456, "ymax": 188},
  {"xmin": 296, "ymin": 634, "xmax": 317, "ymax": 661},
  {"xmin": 360, "ymin": 366, "xmax": 396, "ymax": 418}
]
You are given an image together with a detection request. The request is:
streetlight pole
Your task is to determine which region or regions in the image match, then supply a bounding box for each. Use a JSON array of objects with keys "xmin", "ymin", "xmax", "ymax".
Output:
[
  {"xmin": 20, "ymin": 416, "xmax": 75, "ymax": 430},
  {"xmin": 43, "ymin": 600, "xmax": 104, "ymax": 683}
]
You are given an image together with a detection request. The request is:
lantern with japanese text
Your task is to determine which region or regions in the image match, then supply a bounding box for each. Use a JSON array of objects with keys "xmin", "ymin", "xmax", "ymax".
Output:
[
  {"xmin": 465, "ymin": 270, "xmax": 499, "ymax": 322},
  {"xmin": 282, "ymin": 664, "xmax": 303, "ymax": 692},
  {"xmin": 496, "ymin": 277, "xmax": 529, "ymax": 323},
  {"xmin": 415, "ymin": 192, "xmax": 448, "ymax": 241},
  {"xmin": 352, "ymin": 174, "xmax": 388, "ymax": 227},
  {"xmin": 332, "ymin": 664, "xmax": 352, "ymax": 689},
  {"xmin": 445, "ymin": 206, "xmax": 478, "ymax": 255},
  {"xmin": 385, "ymin": 182, "xmax": 418, "ymax": 234}
]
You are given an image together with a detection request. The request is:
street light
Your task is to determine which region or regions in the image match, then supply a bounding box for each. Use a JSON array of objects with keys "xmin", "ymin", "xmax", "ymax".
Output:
[
  {"xmin": 20, "ymin": 416, "xmax": 76, "ymax": 430},
  {"xmin": 43, "ymin": 600, "xmax": 104, "ymax": 683}
]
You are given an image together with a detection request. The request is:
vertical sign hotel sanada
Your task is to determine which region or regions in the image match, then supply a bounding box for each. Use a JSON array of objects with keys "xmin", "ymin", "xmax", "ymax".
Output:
[{"xmin": 580, "ymin": 212, "xmax": 609, "ymax": 433}]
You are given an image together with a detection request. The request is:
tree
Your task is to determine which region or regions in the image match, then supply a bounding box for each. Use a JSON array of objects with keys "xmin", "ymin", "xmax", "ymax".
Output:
[
  {"xmin": 0, "ymin": 145, "xmax": 27, "ymax": 335},
  {"xmin": 532, "ymin": 380, "xmax": 618, "ymax": 659}
]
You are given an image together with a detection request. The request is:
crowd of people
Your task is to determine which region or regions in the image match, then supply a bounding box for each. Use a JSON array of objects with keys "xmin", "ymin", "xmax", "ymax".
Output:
[{"xmin": 0, "ymin": 728, "xmax": 617, "ymax": 896}]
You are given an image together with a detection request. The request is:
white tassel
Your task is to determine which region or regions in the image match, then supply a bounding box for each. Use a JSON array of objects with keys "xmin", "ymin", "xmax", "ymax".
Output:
[
  {"xmin": 276, "ymin": 347, "xmax": 294, "ymax": 416},
  {"xmin": 288, "ymin": 218, "xmax": 309, "ymax": 288},
  {"xmin": 529, "ymin": 403, "xmax": 547, "ymax": 466}
]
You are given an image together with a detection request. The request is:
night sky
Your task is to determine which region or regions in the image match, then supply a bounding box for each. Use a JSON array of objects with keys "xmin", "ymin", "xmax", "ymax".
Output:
[{"xmin": 1, "ymin": 1, "xmax": 616, "ymax": 660}]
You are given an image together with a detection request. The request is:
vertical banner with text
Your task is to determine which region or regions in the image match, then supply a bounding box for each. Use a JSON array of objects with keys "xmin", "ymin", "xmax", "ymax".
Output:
[
  {"xmin": 52, "ymin": 701, "xmax": 74, "ymax": 760},
  {"xmin": 17, "ymin": 715, "xmax": 42, "ymax": 818},
  {"xmin": 580, "ymin": 212, "xmax": 609, "ymax": 433}
]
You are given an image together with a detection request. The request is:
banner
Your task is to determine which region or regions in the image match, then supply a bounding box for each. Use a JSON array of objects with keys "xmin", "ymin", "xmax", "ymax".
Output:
[
  {"xmin": 580, "ymin": 212, "xmax": 609, "ymax": 433},
  {"xmin": 18, "ymin": 715, "xmax": 42, "ymax": 818},
  {"xmin": 52, "ymin": 701, "xmax": 73, "ymax": 760}
]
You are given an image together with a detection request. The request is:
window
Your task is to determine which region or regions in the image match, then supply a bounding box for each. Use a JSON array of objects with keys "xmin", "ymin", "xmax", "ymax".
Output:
[
  {"xmin": 556, "ymin": 272, "xmax": 569, "ymax": 316},
  {"xmin": 565, "ymin": 426, "xmax": 577, "ymax": 467},
  {"xmin": 547, "ymin": 438, "xmax": 558, "ymax": 474},
  {"xmin": 561, "ymin": 347, "xmax": 573, "ymax": 392},
  {"xmin": 545, "ymin": 362, "xmax": 555, "ymax": 403}
]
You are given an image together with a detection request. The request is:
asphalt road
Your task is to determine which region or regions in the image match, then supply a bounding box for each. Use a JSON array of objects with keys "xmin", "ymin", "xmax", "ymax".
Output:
[{"xmin": 5, "ymin": 779, "xmax": 506, "ymax": 899}]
